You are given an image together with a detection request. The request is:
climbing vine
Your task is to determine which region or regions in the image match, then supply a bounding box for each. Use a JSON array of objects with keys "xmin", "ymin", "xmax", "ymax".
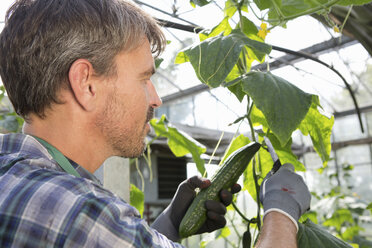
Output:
[{"xmin": 149, "ymin": 0, "xmax": 372, "ymax": 247}]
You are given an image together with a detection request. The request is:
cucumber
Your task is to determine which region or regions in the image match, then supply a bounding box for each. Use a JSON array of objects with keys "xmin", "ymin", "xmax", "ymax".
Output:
[
  {"xmin": 242, "ymin": 226, "xmax": 252, "ymax": 248},
  {"xmin": 179, "ymin": 142, "xmax": 261, "ymax": 238}
]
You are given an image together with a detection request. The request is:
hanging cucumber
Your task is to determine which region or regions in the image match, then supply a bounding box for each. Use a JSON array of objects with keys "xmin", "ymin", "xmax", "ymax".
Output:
[
  {"xmin": 179, "ymin": 142, "xmax": 261, "ymax": 238},
  {"xmin": 242, "ymin": 225, "xmax": 252, "ymax": 248}
]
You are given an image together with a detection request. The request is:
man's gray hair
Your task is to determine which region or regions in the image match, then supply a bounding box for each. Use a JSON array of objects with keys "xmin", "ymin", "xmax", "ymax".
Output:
[{"xmin": 0, "ymin": 0, "xmax": 166, "ymax": 119}]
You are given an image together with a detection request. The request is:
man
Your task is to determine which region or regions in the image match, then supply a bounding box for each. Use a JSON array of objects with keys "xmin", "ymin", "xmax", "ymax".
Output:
[{"xmin": 0, "ymin": 0, "xmax": 310, "ymax": 247}]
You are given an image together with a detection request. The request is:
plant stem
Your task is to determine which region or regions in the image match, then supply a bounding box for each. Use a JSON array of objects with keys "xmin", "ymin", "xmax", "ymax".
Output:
[
  {"xmin": 135, "ymin": 159, "xmax": 145, "ymax": 191},
  {"xmin": 238, "ymin": 3, "xmax": 244, "ymax": 31},
  {"xmin": 223, "ymin": 236, "xmax": 238, "ymax": 248},
  {"xmin": 232, "ymin": 201, "xmax": 250, "ymax": 223},
  {"xmin": 225, "ymin": 210, "xmax": 240, "ymax": 248},
  {"xmin": 245, "ymin": 99, "xmax": 261, "ymax": 231},
  {"xmin": 247, "ymin": 101, "xmax": 256, "ymax": 142},
  {"xmin": 257, "ymin": 143, "xmax": 263, "ymax": 175},
  {"xmin": 147, "ymin": 134, "xmax": 160, "ymax": 146},
  {"xmin": 230, "ymin": 211, "xmax": 241, "ymax": 238},
  {"xmin": 252, "ymin": 157, "xmax": 261, "ymax": 231},
  {"xmin": 253, "ymin": 226, "xmax": 260, "ymax": 247},
  {"xmin": 246, "ymin": 1, "xmax": 263, "ymax": 21},
  {"xmin": 146, "ymin": 144, "xmax": 153, "ymax": 182},
  {"xmin": 340, "ymin": 5, "xmax": 353, "ymax": 34}
]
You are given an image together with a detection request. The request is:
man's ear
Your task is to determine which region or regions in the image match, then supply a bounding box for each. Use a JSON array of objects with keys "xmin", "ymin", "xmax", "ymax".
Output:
[{"xmin": 68, "ymin": 59, "xmax": 97, "ymax": 111}]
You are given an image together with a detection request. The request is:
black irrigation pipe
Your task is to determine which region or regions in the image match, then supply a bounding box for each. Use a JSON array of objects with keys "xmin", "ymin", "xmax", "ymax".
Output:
[
  {"xmin": 158, "ymin": 19, "xmax": 365, "ymax": 133},
  {"xmin": 156, "ymin": 18, "xmax": 204, "ymax": 34}
]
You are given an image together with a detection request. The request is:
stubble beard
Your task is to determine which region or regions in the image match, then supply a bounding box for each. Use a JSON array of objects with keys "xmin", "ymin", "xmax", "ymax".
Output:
[{"xmin": 95, "ymin": 92, "xmax": 154, "ymax": 158}]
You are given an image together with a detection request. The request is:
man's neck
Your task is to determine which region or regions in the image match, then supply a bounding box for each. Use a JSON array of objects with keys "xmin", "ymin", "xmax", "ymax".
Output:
[{"xmin": 23, "ymin": 111, "xmax": 110, "ymax": 173}]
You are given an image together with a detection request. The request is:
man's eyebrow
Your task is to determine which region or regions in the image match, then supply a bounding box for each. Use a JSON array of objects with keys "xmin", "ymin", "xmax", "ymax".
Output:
[{"xmin": 140, "ymin": 67, "xmax": 156, "ymax": 77}]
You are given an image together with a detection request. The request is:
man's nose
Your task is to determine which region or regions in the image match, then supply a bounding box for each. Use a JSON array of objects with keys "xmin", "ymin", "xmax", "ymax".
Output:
[{"xmin": 148, "ymin": 80, "xmax": 162, "ymax": 108}]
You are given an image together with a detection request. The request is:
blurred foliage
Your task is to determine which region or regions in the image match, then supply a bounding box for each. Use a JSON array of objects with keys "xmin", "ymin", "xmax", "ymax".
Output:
[
  {"xmin": 130, "ymin": 184, "xmax": 145, "ymax": 217},
  {"xmin": 299, "ymin": 163, "xmax": 372, "ymax": 247},
  {"xmin": 0, "ymin": 85, "xmax": 23, "ymax": 133}
]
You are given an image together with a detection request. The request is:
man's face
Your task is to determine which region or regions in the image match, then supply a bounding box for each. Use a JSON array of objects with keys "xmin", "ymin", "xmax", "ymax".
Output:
[{"xmin": 94, "ymin": 38, "xmax": 162, "ymax": 158}]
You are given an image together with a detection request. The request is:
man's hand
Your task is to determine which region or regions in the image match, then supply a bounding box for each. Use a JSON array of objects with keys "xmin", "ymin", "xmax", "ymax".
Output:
[
  {"xmin": 151, "ymin": 175, "xmax": 241, "ymax": 242},
  {"xmin": 259, "ymin": 163, "xmax": 311, "ymax": 231}
]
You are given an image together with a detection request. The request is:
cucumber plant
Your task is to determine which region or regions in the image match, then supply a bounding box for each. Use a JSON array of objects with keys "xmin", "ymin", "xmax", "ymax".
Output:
[{"xmin": 151, "ymin": 0, "xmax": 372, "ymax": 247}]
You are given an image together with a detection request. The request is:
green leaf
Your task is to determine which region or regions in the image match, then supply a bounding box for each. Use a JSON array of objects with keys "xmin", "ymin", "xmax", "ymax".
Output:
[
  {"xmin": 130, "ymin": 184, "xmax": 144, "ymax": 217},
  {"xmin": 175, "ymin": 51, "xmax": 189, "ymax": 64},
  {"xmin": 299, "ymin": 97, "xmax": 334, "ymax": 167},
  {"xmin": 155, "ymin": 58, "xmax": 164, "ymax": 68},
  {"xmin": 190, "ymin": 0, "xmax": 210, "ymax": 7},
  {"xmin": 237, "ymin": 18, "xmax": 266, "ymax": 65},
  {"xmin": 298, "ymin": 219, "xmax": 353, "ymax": 248},
  {"xmin": 268, "ymin": 0, "xmax": 312, "ymax": 21},
  {"xmin": 224, "ymin": 64, "xmax": 248, "ymax": 102},
  {"xmin": 263, "ymin": 133, "xmax": 306, "ymax": 171},
  {"xmin": 199, "ymin": 17, "xmax": 232, "ymax": 42},
  {"xmin": 323, "ymin": 209, "xmax": 354, "ymax": 232},
  {"xmin": 215, "ymin": 226, "xmax": 231, "ymax": 239},
  {"xmin": 367, "ymin": 203, "xmax": 372, "ymax": 215},
  {"xmin": 227, "ymin": 75, "xmax": 246, "ymax": 102},
  {"xmin": 342, "ymin": 226, "xmax": 364, "ymax": 241},
  {"xmin": 240, "ymin": 16, "xmax": 260, "ymax": 40},
  {"xmin": 150, "ymin": 115, "xmax": 207, "ymax": 175},
  {"xmin": 251, "ymin": 107, "xmax": 305, "ymax": 171},
  {"xmin": 241, "ymin": 1, "xmax": 249, "ymax": 12},
  {"xmin": 200, "ymin": 241, "xmax": 208, "ymax": 248},
  {"xmin": 224, "ymin": 0, "xmax": 238, "ymax": 18},
  {"xmin": 241, "ymin": 71, "xmax": 313, "ymax": 146},
  {"xmin": 220, "ymin": 134, "xmax": 251, "ymax": 165},
  {"xmin": 343, "ymin": 164, "xmax": 354, "ymax": 171},
  {"xmin": 253, "ymin": 0, "xmax": 281, "ymax": 10},
  {"xmin": 177, "ymin": 30, "xmax": 271, "ymax": 88},
  {"xmin": 300, "ymin": 211, "xmax": 318, "ymax": 224},
  {"xmin": 228, "ymin": 115, "xmax": 247, "ymax": 126},
  {"xmin": 250, "ymin": 104, "xmax": 269, "ymax": 129},
  {"xmin": 338, "ymin": 0, "xmax": 372, "ymax": 6}
]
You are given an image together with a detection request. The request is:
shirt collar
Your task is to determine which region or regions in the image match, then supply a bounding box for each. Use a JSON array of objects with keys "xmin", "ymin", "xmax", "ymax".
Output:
[
  {"xmin": 67, "ymin": 157, "xmax": 102, "ymax": 185},
  {"xmin": 0, "ymin": 133, "xmax": 102, "ymax": 185}
]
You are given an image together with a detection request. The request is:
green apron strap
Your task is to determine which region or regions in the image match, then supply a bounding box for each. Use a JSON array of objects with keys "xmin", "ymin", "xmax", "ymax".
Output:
[{"xmin": 32, "ymin": 136, "xmax": 81, "ymax": 178}]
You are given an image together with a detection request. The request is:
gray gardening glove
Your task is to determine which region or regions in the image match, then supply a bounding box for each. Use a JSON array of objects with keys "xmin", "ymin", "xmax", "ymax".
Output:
[
  {"xmin": 151, "ymin": 175, "xmax": 241, "ymax": 242},
  {"xmin": 260, "ymin": 163, "xmax": 311, "ymax": 231}
]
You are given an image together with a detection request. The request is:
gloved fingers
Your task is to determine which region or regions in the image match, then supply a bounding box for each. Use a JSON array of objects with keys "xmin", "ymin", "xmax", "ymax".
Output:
[
  {"xmin": 219, "ymin": 189, "xmax": 232, "ymax": 206},
  {"xmin": 195, "ymin": 205, "xmax": 228, "ymax": 234},
  {"xmin": 206, "ymin": 211, "xmax": 227, "ymax": 230},
  {"xmin": 218, "ymin": 184, "xmax": 241, "ymax": 206},
  {"xmin": 186, "ymin": 175, "xmax": 211, "ymax": 190},
  {"xmin": 196, "ymin": 214, "xmax": 227, "ymax": 234},
  {"xmin": 231, "ymin": 183, "xmax": 242, "ymax": 194},
  {"xmin": 205, "ymin": 200, "xmax": 226, "ymax": 215}
]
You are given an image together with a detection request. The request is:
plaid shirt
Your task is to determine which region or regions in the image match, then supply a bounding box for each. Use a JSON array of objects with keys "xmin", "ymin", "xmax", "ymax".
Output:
[{"xmin": 0, "ymin": 133, "xmax": 183, "ymax": 248}]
